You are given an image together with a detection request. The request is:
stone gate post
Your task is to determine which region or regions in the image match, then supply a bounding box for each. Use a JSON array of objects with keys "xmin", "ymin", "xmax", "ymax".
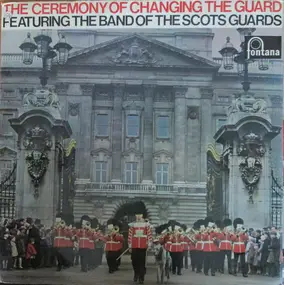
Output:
[
  {"xmin": 214, "ymin": 93, "xmax": 281, "ymax": 228},
  {"xmin": 10, "ymin": 87, "xmax": 71, "ymax": 227}
]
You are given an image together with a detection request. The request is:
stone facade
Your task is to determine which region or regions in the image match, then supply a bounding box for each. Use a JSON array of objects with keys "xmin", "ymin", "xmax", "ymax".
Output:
[{"xmin": 0, "ymin": 30, "xmax": 282, "ymax": 226}]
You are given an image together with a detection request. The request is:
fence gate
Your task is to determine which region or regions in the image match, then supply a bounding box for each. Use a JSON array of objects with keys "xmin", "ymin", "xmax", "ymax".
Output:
[
  {"xmin": 271, "ymin": 170, "xmax": 283, "ymax": 228},
  {"xmin": 206, "ymin": 145, "xmax": 223, "ymax": 221},
  {"xmin": 0, "ymin": 163, "xmax": 16, "ymax": 219}
]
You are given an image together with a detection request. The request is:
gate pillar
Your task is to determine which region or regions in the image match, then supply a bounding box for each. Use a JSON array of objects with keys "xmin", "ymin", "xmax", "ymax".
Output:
[
  {"xmin": 214, "ymin": 94, "xmax": 281, "ymax": 228},
  {"xmin": 10, "ymin": 87, "xmax": 72, "ymax": 227}
]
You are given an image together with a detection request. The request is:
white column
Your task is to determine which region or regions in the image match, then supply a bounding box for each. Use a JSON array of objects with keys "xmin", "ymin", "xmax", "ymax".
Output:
[
  {"xmin": 111, "ymin": 84, "xmax": 124, "ymax": 182},
  {"xmin": 173, "ymin": 86, "xmax": 187, "ymax": 183},
  {"xmin": 142, "ymin": 85, "xmax": 154, "ymax": 183}
]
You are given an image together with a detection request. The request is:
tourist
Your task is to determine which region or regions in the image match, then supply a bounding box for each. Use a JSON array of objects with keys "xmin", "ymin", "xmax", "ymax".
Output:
[{"xmin": 11, "ymin": 235, "xmax": 18, "ymax": 268}]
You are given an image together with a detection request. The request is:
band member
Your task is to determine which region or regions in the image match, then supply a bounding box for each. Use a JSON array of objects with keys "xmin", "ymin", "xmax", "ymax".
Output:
[
  {"xmin": 90, "ymin": 218, "xmax": 99, "ymax": 270},
  {"xmin": 65, "ymin": 215, "xmax": 75, "ymax": 268},
  {"xmin": 181, "ymin": 224, "xmax": 189, "ymax": 269},
  {"xmin": 231, "ymin": 218, "xmax": 248, "ymax": 277},
  {"xmin": 219, "ymin": 218, "xmax": 233, "ymax": 274},
  {"xmin": 53, "ymin": 214, "xmax": 67, "ymax": 272},
  {"xmin": 104, "ymin": 219, "xmax": 124, "ymax": 273},
  {"xmin": 202, "ymin": 221, "xmax": 218, "ymax": 276},
  {"xmin": 167, "ymin": 223, "xmax": 184, "ymax": 275},
  {"xmin": 76, "ymin": 215, "xmax": 92, "ymax": 272},
  {"xmin": 116, "ymin": 221, "xmax": 124, "ymax": 270},
  {"xmin": 128, "ymin": 212, "xmax": 152, "ymax": 284},
  {"xmin": 194, "ymin": 220, "xmax": 205, "ymax": 273}
]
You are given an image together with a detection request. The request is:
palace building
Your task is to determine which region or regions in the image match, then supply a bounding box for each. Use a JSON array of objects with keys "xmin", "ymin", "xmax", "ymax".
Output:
[{"xmin": 0, "ymin": 29, "xmax": 282, "ymax": 226}]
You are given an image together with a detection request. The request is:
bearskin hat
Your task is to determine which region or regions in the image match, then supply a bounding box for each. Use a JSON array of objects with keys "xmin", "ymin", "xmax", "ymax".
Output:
[
  {"xmin": 204, "ymin": 217, "xmax": 214, "ymax": 227},
  {"xmin": 107, "ymin": 218, "xmax": 115, "ymax": 226},
  {"xmin": 181, "ymin": 224, "xmax": 187, "ymax": 231},
  {"xmin": 233, "ymin": 218, "xmax": 244, "ymax": 229},
  {"xmin": 199, "ymin": 219, "xmax": 206, "ymax": 229},
  {"xmin": 80, "ymin": 215, "xmax": 91, "ymax": 227},
  {"xmin": 155, "ymin": 223, "xmax": 169, "ymax": 234},
  {"xmin": 26, "ymin": 217, "xmax": 33, "ymax": 225},
  {"xmin": 193, "ymin": 221, "xmax": 201, "ymax": 230},
  {"xmin": 215, "ymin": 220, "xmax": 222, "ymax": 229},
  {"xmin": 91, "ymin": 218, "xmax": 99, "ymax": 229},
  {"xmin": 223, "ymin": 218, "xmax": 232, "ymax": 228},
  {"xmin": 65, "ymin": 214, "xmax": 74, "ymax": 226}
]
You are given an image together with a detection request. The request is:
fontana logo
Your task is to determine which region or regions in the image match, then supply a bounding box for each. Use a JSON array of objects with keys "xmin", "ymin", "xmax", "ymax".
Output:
[{"xmin": 245, "ymin": 36, "xmax": 282, "ymax": 60}]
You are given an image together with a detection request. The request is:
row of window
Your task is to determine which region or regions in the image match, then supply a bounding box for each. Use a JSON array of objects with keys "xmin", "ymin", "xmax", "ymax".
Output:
[
  {"xmin": 96, "ymin": 114, "xmax": 227, "ymax": 138},
  {"xmin": 95, "ymin": 162, "xmax": 169, "ymax": 184},
  {"xmin": 0, "ymin": 113, "xmax": 226, "ymax": 137},
  {"xmin": 96, "ymin": 114, "xmax": 170, "ymax": 138}
]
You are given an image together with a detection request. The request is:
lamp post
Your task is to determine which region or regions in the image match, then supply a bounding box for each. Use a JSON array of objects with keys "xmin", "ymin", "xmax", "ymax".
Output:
[
  {"xmin": 219, "ymin": 28, "xmax": 269, "ymax": 93},
  {"xmin": 19, "ymin": 31, "xmax": 72, "ymax": 87}
]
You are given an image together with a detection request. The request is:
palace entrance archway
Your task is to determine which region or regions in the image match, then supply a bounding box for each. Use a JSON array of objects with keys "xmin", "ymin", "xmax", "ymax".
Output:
[{"xmin": 113, "ymin": 201, "xmax": 149, "ymax": 252}]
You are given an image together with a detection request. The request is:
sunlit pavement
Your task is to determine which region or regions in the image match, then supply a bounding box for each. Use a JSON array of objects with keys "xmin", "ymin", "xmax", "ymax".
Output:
[{"xmin": 0, "ymin": 256, "xmax": 280, "ymax": 285}]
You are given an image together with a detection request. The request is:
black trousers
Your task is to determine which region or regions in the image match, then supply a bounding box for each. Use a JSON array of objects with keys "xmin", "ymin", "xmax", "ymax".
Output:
[
  {"xmin": 220, "ymin": 250, "xmax": 232, "ymax": 273},
  {"xmin": 196, "ymin": 251, "xmax": 204, "ymax": 272},
  {"xmin": 171, "ymin": 252, "xmax": 183, "ymax": 274},
  {"xmin": 79, "ymin": 248, "xmax": 89, "ymax": 272},
  {"xmin": 55, "ymin": 248, "xmax": 65, "ymax": 270},
  {"xmin": 89, "ymin": 249, "xmax": 95, "ymax": 269},
  {"xmin": 233, "ymin": 253, "xmax": 247, "ymax": 275},
  {"xmin": 183, "ymin": 250, "xmax": 189, "ymax": 269},
  {"xmin": 131, "ymin": 249, "xmax": 147, "ymax": 281},
  {"xmin": 190, "ymin": 250, "xmax": 197, "ymax": 270},
  {"xmin": 106, "ymin": 251, "xmax": 118, "ymax": 272},
  {"xmin": 203, "ymin": 252, "xmax": 216, "ymax": 274}
]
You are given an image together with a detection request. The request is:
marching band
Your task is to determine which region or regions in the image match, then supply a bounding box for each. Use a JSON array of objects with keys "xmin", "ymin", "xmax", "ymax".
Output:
[{"xmin": 50, "ymin": 213, "xmax": 279, "ymax": 283}]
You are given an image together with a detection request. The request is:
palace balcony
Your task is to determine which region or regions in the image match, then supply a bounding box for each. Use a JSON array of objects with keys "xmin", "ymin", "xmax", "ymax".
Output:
[{"xmin": 75, "ymin": 180, "xmax": 206, "ymax": 198}]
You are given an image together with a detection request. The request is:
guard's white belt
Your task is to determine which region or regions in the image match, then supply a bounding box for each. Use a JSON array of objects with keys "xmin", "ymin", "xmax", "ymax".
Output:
[
  {"xmin": 220, "ymin": 240, "xmax": 231, "ymax": 243},
  {"xmin": 196, "ymin": 241, "xmax": 203, "ymax": 244},
  {"xmin": 171, "ymin": 243, "xmax": 181, "ymax": 245},
  {"xmin": 107, "ymin": 241, "xmax": 120, "ymax": 244},
  {"xmin": 134, "ymin": 235, "xmax": 147, "ymax": 237},
  {"xmin": 54, "ymin": 237, "xmax": 64, "ymax": 239},
  {"xmin": 79, "ymin": 238, "xmax": 89, "ymax": 240},
  {"xmin": 203, "ymin": 241, "xmax": 214, "ymax": 244},
  {"xmin": 234, "ymin": 242, "xmax": 244, "ymax": 245},
  {"xmin": 89, "ymin": 240, "xmax": 94, "ymax": 243}
]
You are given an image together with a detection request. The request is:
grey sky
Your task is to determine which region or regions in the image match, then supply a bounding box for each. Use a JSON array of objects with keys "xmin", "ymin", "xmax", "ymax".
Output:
[{"xmin": 1, "ymin": 28, "xmax": 282, "ymax": 57}]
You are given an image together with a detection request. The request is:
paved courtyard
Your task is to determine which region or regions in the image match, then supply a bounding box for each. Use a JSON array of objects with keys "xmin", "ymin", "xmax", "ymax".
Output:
[{"xmin": 0, "ymin": 256, "xmax": 280, "ymax": 285}]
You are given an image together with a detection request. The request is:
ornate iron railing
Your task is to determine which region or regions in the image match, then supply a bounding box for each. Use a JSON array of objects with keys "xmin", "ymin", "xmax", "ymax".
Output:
[
  {"xmin": 271, "ymin": 170, "xmax": 283, "ymax": 228},
  {"xmin": 0, "ymin": 163, "xmax": 17, "ymax": 219}
]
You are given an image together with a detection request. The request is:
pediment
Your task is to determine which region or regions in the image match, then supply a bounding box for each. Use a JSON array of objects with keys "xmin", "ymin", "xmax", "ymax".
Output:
[
  {"xmin": 122, "ymin": 149, "xmax": 143, "ymax": 157},
  {"xmin": 67, "ymin": 34, "xmax": 219, "ymax": 70},
  {"xmin": 153, "ymin": 149, "xmax": 172, "ymax": 158},
  {"xmin": 0, "ymin": 146, "xmax": 17, "ymax": 158},
  {"xmin": 91, "ymin": 148, "xmax": 111, "ymax": 156}
]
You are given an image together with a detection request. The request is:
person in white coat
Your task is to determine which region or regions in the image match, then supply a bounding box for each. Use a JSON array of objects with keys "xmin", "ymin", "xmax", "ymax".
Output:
[{"xmin": 11, "ymin": 236, "xmax": 18, "ymax": 268}]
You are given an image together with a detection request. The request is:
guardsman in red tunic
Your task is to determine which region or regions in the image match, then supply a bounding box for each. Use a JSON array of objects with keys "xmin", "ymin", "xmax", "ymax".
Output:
[
  {"xmin": 185, "ymin": 227, "xmax": 197, "ymax": 272},
  {"xmin": 53, "ymin": 214, "xmax": 67, "ymax": 271},
  {"xmin": 166, "ymin": 224, "xmax": 184, "ymax": 275},
  {"xmin": 219, "ymin": 219, "xmax": 233, "ymax": 274},
  {"xmin": 194, "ymin": 220, "xmax": 205, "ymax": 273},
  {"xmin": 202, "ymin": 222, "xmax": 218, "ymax": 276},
  {"xmin": 104, "ymin": 220, "xmax": 124, "ymax": 273},
  {"xmin": 128, "ymin": 213, "xmax": 152, "ymax": 284},
  {"xmin": 231, "ymin": 218, "xmax": 248, "ymax": 277},
  {"xmin": 181, "ymin": 225, "xmax": 189, "ymax": 269},
  {"xmin": 76, "ymin": 215, "xmax": 92, "ymax": 272},
  {"xmin": 65, "ymin": 220, "xmax": 75, "ymax": 268}
]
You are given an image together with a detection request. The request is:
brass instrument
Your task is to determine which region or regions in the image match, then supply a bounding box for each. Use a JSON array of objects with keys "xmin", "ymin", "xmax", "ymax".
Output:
[
  {"xmin": 177, "ymin": 228, "xmax": 184, "ymax": 234},
  {"xmin": 113, "ymin": 225, "xmax": 120, "ymax": 233}
]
